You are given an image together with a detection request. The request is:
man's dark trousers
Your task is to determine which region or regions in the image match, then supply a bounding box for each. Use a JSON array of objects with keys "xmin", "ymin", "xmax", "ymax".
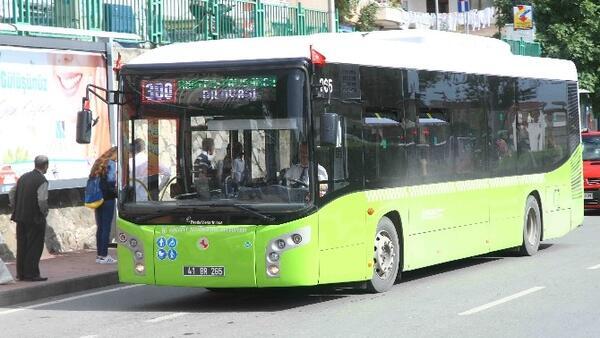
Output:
[
  {"xmin": 16, "ymin": 223, "xmax": 25, "ymax": 279},
  {"xmin": 17, "ymin": 221, "xmax": 45, "ymax": 279}
]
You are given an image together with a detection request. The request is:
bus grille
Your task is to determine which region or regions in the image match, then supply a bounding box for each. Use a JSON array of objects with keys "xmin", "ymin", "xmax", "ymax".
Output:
[
  {"xmin": 571, "ymin": 148, "xmax": 583, "ymax": 199},
  {"xmin": 567, "ymin": 82, "xmax": 580, "ymax": 153}
]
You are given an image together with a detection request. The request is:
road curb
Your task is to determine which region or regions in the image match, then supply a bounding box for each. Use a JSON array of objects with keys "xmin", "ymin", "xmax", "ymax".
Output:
[{"xmin": 0, "ymin": 271, "xmax": 119, "ymax": 307}]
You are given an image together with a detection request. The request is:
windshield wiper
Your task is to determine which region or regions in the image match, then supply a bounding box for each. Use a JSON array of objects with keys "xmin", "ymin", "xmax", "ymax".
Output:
[
  {"xmin": 125, "ymin": 203, "xmax": 274, "ymax": 223},
  {"xmin": 210, "ymin": 203, "xmax": 275, "ymax": 222},
  {"xmin": 129, "ymin": 207, "xmax": 198, "ymax": 223}
]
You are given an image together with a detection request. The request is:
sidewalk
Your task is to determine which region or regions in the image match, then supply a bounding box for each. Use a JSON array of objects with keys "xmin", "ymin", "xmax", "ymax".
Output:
[{"xmin": 0, "ymin": 249, "xmax": 119, "ymax": 307}]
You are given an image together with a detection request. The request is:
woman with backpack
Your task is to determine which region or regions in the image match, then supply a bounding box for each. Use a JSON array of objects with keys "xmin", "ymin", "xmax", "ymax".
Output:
[{"xmin": 89, "ymin": 146, "xmax": 118, "ymax": 264}]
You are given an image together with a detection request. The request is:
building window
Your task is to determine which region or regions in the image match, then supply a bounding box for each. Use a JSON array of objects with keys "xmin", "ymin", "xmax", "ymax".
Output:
[{"xmin": 427, "ymin": 0, "xmax": 449, "ymax": 13}]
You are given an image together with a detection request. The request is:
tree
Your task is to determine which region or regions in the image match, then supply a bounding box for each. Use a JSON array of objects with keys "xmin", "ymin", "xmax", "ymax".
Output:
[
  {"xmin": 355, "ymin": 3, "xmax": 379, "ymax": 32},
  {"xmin": 335, "ymin": 0, "xmax": 388, "ymax": 32},
  {"xmin": 494, "ymin": 0, "xmax": 600, "ymax": 110}
]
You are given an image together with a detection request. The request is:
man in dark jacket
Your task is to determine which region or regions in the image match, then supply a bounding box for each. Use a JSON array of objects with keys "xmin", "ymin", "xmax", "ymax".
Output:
[{"xmin": 9, "ymin": 155, "xmax": 49, "ymax": 282}]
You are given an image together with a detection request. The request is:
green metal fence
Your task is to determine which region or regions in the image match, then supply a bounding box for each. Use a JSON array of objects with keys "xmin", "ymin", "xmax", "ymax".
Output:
[
  {"xmin": 0, "ymin": 0, "xmax": 335, "ymax": 43},
  {"xmin": 502, "ymin": 38, "xmax": 542, "ymax": 57}
]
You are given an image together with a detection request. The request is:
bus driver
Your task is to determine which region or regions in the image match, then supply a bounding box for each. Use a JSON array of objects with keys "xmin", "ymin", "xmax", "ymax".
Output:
[{"xmin": 285, "ymin": 142, "xmax": 328, "ymax": 196}]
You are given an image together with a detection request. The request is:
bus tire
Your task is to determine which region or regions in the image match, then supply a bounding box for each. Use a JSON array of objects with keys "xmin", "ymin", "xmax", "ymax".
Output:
[
  {"xmin": 519, "ymin": 195, "xmax": 542, "ymax": 256},
  {"xmin": 367, "ymin": 216, "xmax": 400, "ymax": 293}
]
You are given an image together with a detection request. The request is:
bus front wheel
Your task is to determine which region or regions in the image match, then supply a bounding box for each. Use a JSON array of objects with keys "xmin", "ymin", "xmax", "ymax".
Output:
[
  {"xmin": 520, "ymin": 195, "xmax": 542, "ymax": 256},
  {"xmin": 367, "ymin": 216, "xmax": 400, "ymax": 293}
]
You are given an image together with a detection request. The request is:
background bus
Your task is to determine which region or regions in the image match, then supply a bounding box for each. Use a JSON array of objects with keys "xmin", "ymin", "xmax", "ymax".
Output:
[{"xmin": 85, "ymin": 30, "xmax": 583, "ymax": 293}]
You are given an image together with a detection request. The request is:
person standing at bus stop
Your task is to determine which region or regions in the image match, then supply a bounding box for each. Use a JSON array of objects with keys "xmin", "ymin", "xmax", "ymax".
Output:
[
  {"xmin": 90, "ymin": 147, "xmax": 118, "ymax": 264},
  {"xmin": 8, "ymin": 155, "xmax": 50, "ymax": 282}
]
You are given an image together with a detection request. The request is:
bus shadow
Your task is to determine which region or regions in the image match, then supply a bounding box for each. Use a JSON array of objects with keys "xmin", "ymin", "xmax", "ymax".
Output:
[
  {"xmin": 29, "ymin": 285, "xmax": 347, "ymax": 313},
  {"xmin": 399, "ymin": 243, "xmax": 553, "ymax": 283},
  {"xmin": 134, "ymin": 287, "xmax": 346, "ymax": 313},
  {"xmin": 399, "ymin": 256, "xmax": 502, "ymax": 283}
]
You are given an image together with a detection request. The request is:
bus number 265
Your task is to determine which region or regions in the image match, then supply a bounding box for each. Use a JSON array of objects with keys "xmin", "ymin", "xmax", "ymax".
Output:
[{"xmin": 318, "ymin": 78, "xmax": 333, "ymax": 94}]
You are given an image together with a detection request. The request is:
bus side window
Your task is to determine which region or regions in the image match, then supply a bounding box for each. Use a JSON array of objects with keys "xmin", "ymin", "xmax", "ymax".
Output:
[
  {"xmin": 363, "ymin": 109, "xmax": 407, "ymax": 187},
  {"xmin": 487, "ymin": 76, "xmax": 517, "ymax": 176}
]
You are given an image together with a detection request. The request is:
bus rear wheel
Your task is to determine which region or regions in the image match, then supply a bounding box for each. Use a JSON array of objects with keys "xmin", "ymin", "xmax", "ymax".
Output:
[
  {"xmin": 519, "ymin": 195, "xmax": 542, "ymax": 256},
  {"xmin": 367, "ymin": 216, "xmax": 400, "ymax": 293}
]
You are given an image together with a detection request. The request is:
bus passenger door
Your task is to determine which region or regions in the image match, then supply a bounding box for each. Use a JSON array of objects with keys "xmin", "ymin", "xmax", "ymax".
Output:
[{"xmin": 315, "ymin": 107, "xmax": 367, "ymax": 284}]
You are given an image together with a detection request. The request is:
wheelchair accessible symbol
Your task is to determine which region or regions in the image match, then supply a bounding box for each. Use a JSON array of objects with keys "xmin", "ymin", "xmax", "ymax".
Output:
[
  {"xmin": 168, "ymin": 249, "xmax": 178, "ymax": 260},
  {"xmin": 167, "ymin": 237, "xmax": 177, "ymax": 248}
]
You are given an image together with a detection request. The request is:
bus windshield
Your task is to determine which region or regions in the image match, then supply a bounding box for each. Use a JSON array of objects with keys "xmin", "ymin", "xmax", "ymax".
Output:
[
  {"xmin": 119, "ymin": 67, "xmax": 315, "ymax": 223},
  {"xmin": 583, "ymin": 135, "xmax": 600, "ymax": 161}
]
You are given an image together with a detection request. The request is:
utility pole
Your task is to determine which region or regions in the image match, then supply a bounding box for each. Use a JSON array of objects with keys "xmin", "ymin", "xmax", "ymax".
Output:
[{"xmin": 328, "ymin": 0, "xmax": 336, "ymax": 32}]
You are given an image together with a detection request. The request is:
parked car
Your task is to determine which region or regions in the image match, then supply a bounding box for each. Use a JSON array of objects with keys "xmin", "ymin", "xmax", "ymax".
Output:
[{"xmin": 582, "ymin": 130, "xmax": 600, "ymax": 208}]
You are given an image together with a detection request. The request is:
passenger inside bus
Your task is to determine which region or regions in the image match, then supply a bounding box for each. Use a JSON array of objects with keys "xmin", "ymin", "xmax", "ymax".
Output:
[
  {"xmin": 129, "ymin": 138, "xmax": 171, "ymax": 201},
  {"xmin": 218, "ymin": 141, "xmax": 245, "ymax": 195},
  {"xmin": 193, "ymin": 138, "xmax": 218, "ymax": 198}
]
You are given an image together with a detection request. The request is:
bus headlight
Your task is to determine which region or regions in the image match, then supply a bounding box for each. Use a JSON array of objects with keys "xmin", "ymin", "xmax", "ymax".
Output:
[
  {"xmin": 117, "ymin": 228, "xmax": 146, "ymax": 276},
  {"xmin": 275, "ymin": 239, "xmax": 286, "ymax": 250},
  {"xmin": 135, "ymin": 263, "xmax": 145, "ymax": 274},
  {"xmin": 265, "ymin": 227, "xmax": 311, "ymax": 278},
  {"xmin": 268, "ymin": 252, "xmax": 280, "ymax": 262}
]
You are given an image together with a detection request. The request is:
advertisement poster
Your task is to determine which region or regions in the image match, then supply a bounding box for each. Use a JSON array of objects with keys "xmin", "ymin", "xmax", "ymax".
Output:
[
  {"xmin": 0, "ymin": 47, "xmax": 111, "ymax": 192},
  {"xmin": 513, "ymin": 5, "xmax": 533, "ymax": 30}
]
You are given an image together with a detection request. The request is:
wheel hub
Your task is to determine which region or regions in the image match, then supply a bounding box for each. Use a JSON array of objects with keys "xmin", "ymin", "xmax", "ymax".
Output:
[
  {"xmin": 526, "ymin": 208, "xmax": 538, "ymax": 245},
  {"xmin": 373, "ymin": 230, "xmax": 395, "ymax": 279}
]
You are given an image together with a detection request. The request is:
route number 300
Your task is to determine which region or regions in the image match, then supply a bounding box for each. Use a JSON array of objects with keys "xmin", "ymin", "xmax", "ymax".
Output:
[{"xmin": 319, "ymin": 78, "xmax": 333, "ymax": 94}]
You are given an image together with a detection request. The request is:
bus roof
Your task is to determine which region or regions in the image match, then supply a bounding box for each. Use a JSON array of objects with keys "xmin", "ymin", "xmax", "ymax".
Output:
[{"xmin": 127, "ymin": 30, "xmax": 577, "ymax": 81}]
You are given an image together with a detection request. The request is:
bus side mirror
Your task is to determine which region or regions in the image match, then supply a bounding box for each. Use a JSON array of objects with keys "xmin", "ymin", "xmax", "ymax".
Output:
[
  {"xmin": 76, "ymin": 109, "xmax": 92, "ymax": 144},
  {"xmin": 320, "ymin": 113, "xmax": 340, "ymax": 147}
]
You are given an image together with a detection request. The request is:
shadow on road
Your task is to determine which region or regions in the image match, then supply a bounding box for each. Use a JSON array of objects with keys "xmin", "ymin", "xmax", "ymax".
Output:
[
  {"xmin": 28, "ymin": 284, "xmax": 351, "ymax": 313},
  {"xmin": 400, "ymin": 243, "xmax": 553, "ymax": 283},
  {"xmin": 139, "ymin": 288, "xmax": 348, "ymax": 313}
]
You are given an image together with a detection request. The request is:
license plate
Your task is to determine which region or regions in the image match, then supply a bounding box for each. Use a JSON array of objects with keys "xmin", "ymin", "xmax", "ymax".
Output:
[
  {"xmin": 183, "ymin": 266, "xmax": 225, "ymax": 277},
  {"xmin": 585, "ymin": 192, "xmax": 594, "ymax": 200}
]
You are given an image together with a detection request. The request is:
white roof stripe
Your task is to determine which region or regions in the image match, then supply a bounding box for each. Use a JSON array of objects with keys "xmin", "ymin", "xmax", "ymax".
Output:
[{"xmin": 128, "ymin": 30, "xmax": 578, "ymax": 82}]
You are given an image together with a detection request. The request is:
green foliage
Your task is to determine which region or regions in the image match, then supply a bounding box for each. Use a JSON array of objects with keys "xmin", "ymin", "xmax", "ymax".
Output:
[
  {"xmin": 336, "ymin": 0, "xmax": 359, "ymax": 24},
  {"xmin": 336, "ymin": 0, "xmax": 381, "ymax": 31},
  {"xmin": 355, "ymin": 3, "xmax": 379, "ymax": 32},
  {"xmin": 494, "ymin": 0, "xmax": 600, "ymax": 112}
]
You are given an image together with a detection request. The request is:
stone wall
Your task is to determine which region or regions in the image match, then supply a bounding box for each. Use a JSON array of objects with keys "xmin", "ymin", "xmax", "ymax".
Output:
[{"xmin": 0, "ymin": 188, "xmax": 98, "ymax": 262}]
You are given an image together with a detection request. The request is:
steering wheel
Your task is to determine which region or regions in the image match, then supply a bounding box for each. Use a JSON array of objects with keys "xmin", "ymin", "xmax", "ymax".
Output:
[
  {"xmin": 128, "ymin": 178, "xmax": 151, "ymax": 200},
  {"xmin": 159, "ymin": 176, "xmax": 180, "ymax": 201},
  {"xmin": 287, "ymin": 178, "xmax": 309, "ymax": 188}
]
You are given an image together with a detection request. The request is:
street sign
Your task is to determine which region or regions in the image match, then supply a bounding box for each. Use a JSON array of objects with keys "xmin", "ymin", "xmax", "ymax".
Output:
[{"xmin": 513, "ymin": 5, "xmax": 533, "ymax": 30}]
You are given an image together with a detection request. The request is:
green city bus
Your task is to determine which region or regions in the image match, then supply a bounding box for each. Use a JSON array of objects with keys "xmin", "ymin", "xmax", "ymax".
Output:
[{"xmin": 106, "ymin": 30, "xmax": 583, "ymax": 292}]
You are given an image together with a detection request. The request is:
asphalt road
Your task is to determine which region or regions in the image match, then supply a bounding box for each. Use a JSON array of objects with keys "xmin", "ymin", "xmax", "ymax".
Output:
[{"xmin": 2, "ymin": 213, "xmax": 600, "ymax": 338}]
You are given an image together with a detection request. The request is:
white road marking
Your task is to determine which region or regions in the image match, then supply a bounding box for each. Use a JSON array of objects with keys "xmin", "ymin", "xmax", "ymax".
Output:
[
  {"xmin": 0, "ymin": 284, "xmax": 141, "ymax": 316},
  {"xmin": 458, "ymin": 286, "xmax": 545, "ymax": 316},
  {"xmin": 80, "ymin": 335, "xmax": 99, "ymax": 338},
  {"xmin": 587, "ymin": 263, "xmax": 600, "ymax": 270},
  {"xmin": 145, "ymin": 312, "xmax": 189, "ymax": 323}
]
